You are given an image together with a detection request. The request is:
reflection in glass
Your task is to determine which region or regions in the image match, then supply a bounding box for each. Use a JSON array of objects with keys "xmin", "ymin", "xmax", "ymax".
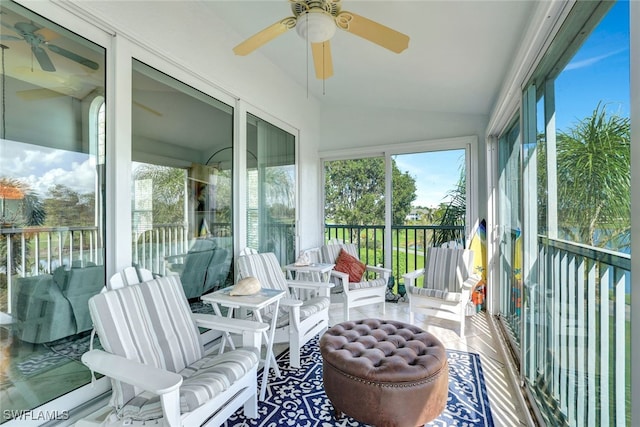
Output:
[
  {"xmin": 0, "ymin": 1, "xmax": 105, "ymax": 420},
  {"xmin": 131, "ymin": 60, "xmax": 234, "ymax": 301},
  {"xmin": 246, "ymin": 113, "xmax": 296, "ymax": 265}
]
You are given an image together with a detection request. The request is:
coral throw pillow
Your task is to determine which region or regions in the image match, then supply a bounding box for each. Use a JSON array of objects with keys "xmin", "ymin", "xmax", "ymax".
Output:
[{"xmin": 334, "ymin": 249, "xmax": 366, "ymax": 283}]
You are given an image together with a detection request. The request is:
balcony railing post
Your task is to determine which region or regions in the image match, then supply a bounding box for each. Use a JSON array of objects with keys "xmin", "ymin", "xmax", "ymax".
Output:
[{"xmin": 6, "ymin": 234, "xmax": 12, "ymax": 314}]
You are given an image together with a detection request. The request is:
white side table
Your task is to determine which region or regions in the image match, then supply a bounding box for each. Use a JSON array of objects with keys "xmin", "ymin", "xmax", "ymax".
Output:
[
  {"xmin": 283, "ymin": 262, "xmax": 335, "ymax": 282},
  {"xmin": 283, "ymin": 263, "xmax": 335, "ymax": 300},
  {"xmin": 201, "ymin": 287, "xmax": 285, "ymax": 400}
]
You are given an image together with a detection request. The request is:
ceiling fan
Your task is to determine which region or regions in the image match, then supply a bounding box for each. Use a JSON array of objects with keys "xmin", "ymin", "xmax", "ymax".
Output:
[
  {"xmin": 233, "ymin": 0, "xmax": 409, "ymax": 80},
  {"xmin": 0, "ymin": 20, "xmax": 99, "ymax": 72}
]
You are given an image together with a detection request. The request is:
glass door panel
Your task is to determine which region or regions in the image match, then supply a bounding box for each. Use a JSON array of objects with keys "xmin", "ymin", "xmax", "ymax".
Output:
[
  {"xmin": 131, "ymin": 60, "xmax": 234, "ymax": 300},
  {"xmin": 0, "ymin": 1, "xmax": 106, "ymax": 419},
  {"xmin": 246, "ymin": 113, "xmax": 296, "ymax": 265},
  {"xmin": 497, "ymin": 122, "xmax": 523, "ymax": 347},
  {"xmin": 391, "ymin": 150, "xmax": 466, "ymax": 290}
]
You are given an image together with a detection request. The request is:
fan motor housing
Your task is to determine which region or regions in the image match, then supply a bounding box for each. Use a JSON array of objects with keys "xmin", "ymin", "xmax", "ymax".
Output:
[{"xmin": 295, "ymin": 10, "xmax": 336, "ymax": 43}]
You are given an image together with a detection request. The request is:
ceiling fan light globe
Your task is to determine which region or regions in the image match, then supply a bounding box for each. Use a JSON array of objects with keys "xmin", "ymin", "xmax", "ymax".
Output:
[{"xmin": 295, "ymin": 11, "xmax": 336, "ymax": 43}]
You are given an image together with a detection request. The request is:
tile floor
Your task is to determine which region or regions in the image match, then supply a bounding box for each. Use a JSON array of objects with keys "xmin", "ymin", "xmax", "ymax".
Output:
[{"xmin": 326, "ymin": 299, "xmax": 533, "ymax": 427}]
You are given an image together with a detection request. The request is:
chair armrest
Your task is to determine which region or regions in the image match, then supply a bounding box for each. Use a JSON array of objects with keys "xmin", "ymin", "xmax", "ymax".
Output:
[
  {"xmin": 329, "ymin": 270, "xmax": 349, "ymax": 281},
  {"xmin": 461, "ymin": 274, "xmax": 482, "ymax": 292},
  {"xmin": 191, "ymin": 313, "xmax": 268, "ymax": 350},
  {"xmin": 164, "ymin": 253, "xmax": 186, "ymax": 263},
  {"xmin": 286, "ymin": 280, "xmax": 334, "ymax": 290},
  {"xmin": 402, "ymin": 268, "xmax": 425, "ymax": 287},
  {"xmin": 366, "ymin": 265, "xmax": 391, "ymax": 278},
  {"xmin": 280, "ymin": 297, "xmax": 303, "ymax": 307},
  {"xmin": 81, "ymin": 349, "xmax": 182, "ymax": 395}
]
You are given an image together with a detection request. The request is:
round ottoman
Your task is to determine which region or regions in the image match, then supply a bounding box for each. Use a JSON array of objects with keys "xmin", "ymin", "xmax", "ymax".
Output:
[{"xmin": 319, "ymin": 319, "xmax": 448, "ymax": 427}]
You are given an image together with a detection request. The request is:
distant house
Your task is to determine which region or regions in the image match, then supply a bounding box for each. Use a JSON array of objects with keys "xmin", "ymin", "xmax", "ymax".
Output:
[
  {"xmin": 405, "ymin": 213, "xmax": 420, "ymax": 221},
  {"xmin": 0, "ymin": 183, "xmax": 24, "ymax": 225}
]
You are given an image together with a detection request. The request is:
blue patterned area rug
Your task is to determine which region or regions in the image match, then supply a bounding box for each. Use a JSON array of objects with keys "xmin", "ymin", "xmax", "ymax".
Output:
[
  {"xmin": 16, "ymin": 332, "xmax": 102, "ymax": 377},
  {"xmin": 223, "ymin": 336, "xmax": 494, "ymax": 427}
]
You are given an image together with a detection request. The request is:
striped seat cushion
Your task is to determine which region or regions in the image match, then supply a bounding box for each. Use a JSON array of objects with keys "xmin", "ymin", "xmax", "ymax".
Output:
[
  {"xmin": 118, "ymin": 349, "xmax": 259, "ymax": 421},
  {"xmin": 88, "ymin": 275, "xmax": 204, "ymax": 410},
  {"xmin": 407, "ymin": 285, "xmax": 462, "ymax": 303},
  {"xmin": 348, "ymin": 277, "xmax": 387, "ymax": 291}
]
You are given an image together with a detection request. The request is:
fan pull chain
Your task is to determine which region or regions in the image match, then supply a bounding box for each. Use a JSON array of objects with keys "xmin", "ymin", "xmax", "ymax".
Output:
[
  {"xmin": 305, "ymin": 13, "xmax": 309, "ymax": 99},
  {"xmin": 1, "ymin": 44, "xmax": 7, "ymax": 140},
  {"xmin": 322, "ymin": 42, "xmax": 326, "ymax": 95}
]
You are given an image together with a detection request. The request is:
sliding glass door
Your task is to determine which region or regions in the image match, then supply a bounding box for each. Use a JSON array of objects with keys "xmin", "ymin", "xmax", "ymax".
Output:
[
  {"xmin": 497, "ymin": 121, "xmax": 522, "ymax": 348},
  {"xmin": 131, "ymin": 60, "xmax": 234, "ymax": 301},
  {"xmin": 246, "ymin": 113, "xmax": 296, "ymax": 265},
  {"xmin": 323, "ymin": 144, "xmax": 472, "ymax": 294},
  {"xmin": 0, "ymin": 1, "xmax": 106, "ymax": 419}
]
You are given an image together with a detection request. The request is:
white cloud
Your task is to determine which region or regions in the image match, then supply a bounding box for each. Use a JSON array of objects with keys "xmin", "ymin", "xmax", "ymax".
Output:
[
  {"xmin": 1, "ymin": 139, "xmax": 96, "ymax": 197},
  {"xmin": 565, "ymin": 48, "xmax": 627, "ymax": 71}
]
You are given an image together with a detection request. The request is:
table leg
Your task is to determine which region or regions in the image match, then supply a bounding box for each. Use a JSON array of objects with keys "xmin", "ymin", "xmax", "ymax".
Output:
[
  {"xmin": 211, "ymin": 303, "xmax": 237, "ymax": 354},
  {"xmin": 254, "ymin": 301, "xmax": 281, "ymax": 400}
]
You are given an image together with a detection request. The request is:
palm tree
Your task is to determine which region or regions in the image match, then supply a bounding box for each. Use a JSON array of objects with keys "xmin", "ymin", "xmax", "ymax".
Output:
[
  {"xmin": 434, "ymin": 167, "xmax": 466, "ymax": 247},
  {"xmin": 555, "ymin": 103, "xmax": 630, "ymax": 250},
  {"xmin": 0, "ymin": 178, "xmax": 46, "ymax": 277}
]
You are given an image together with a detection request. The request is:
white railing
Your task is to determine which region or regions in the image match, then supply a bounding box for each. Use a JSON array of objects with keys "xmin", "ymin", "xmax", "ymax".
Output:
[
  {"xmin": 525, "ymin": 237, "xmax": 630, "ymax": 426},
  {"xmin": 133, "ymin": 224, "xmax": 189, "ymax": 275},
  {"xmin": 1, "ymin": 225, "xmax": 103, "ymax": 314}
]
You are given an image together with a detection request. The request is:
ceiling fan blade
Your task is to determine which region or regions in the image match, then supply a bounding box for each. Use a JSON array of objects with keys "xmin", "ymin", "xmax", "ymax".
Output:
[
  {"xmin": 31, "ymin": 45, "xmax": 56, "ymax": 72},
  {"xmin": 47, "ymin": 44, "xmax": 99, "ymax": 70},
  {"xmin": 15, "ymin": 21, "xmax": 42, "ymax": 35},
  {"xmin": 17, "ymin": 87, "xmax": 68, "ymax": 101},
  {"xmin": 311, "ymin": 41, "xmax": 333, "ymax": 80},
  {"xmin": 0, "ymin": 35, "xmax": 22, "ymax": 41},
  {"xmin": 0, "ymin": 20, "xmax": 17, "ymax": 31},
  {"xmin": 233, "ymin": 16, "xmax": 297, "ymax": 56},
  {"xmin": 336, "ymin": 11, "xmax": 409, "ymax": 53},
  {"xmin": 35, "ymin": 27, "xmax": 59, "ymax": 42}
]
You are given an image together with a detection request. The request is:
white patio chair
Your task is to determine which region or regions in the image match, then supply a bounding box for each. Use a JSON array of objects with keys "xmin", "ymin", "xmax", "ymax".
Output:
[
  {"xmin": 403, "ymin": 247, "xmax": 480, "ymax": 336},
  {"xmin": 320, "ymin": 241, "xmax": 390, "ymax": 321},
  {"xmin": 78, "ymin": 275, "xmax": 268, "ymax": 427},
  {"xmin": 236, "ymin": 250, "xmax": 333, "ymax": 368},
  {"xmin": 107, "ymin": 266, "xmax": 153, "ymax": 290}
]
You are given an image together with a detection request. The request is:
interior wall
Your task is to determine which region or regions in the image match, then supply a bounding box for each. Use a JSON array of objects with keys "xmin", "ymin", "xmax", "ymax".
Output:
[{"xmin": 5, "ymin": 76, "xmax": 81, "ymax": 151}]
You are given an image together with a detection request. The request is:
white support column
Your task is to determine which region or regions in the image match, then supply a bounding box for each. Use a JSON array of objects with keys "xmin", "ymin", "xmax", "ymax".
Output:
[
  {"xmin": 384, "ymin": 153, "xmax": 392, "ymax": 272},
  {"xmin": 106, "ymin": 35, "xmax": 133, "ymax": 278}
]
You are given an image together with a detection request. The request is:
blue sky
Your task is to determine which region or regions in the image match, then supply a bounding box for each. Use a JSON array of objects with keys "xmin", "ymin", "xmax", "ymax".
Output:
[
  {"xmin": 394, "ymin": 150, "xmax": 464, "ymax": 208},
  {"xmin": 396, "ymin": 1, "xmax": 630, "ymax": 209},
  {"xmin": 555, "ymin": 0, "xmax": 630, "ymax": 131}
]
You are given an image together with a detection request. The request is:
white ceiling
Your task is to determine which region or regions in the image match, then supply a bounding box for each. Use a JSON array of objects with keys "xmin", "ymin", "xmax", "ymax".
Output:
[{"xmin": 203, "ymin": 0, "xmax": 537, "ymax": 116}]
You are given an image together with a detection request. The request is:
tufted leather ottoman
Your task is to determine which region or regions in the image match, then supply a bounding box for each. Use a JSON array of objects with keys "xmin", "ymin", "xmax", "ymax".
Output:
[{"xmin": 319, "ymin": 319, "xmax": 448, "ymax": 427}]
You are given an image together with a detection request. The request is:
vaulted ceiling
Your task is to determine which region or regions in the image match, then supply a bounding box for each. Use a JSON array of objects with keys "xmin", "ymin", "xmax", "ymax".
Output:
[{"xmin": 204, "ymin": 0, "xmax": 537, "ymax": 116}]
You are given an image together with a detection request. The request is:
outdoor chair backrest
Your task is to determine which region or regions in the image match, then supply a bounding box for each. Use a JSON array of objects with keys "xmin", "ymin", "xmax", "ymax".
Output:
[
  {"xmin": 423, "ymin": 247, "xmax": 473, "ymax": 293},
  {"xmin": 320, "ymin": 242, "xmax": 359, "ymax": 265},
  {"xmin": 88, "ymin": 275, "xmax": 203, "ymax": 407},
  {"xmin": 236, "ymin": 252, "xmax": 288, "ymax": 292}
]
